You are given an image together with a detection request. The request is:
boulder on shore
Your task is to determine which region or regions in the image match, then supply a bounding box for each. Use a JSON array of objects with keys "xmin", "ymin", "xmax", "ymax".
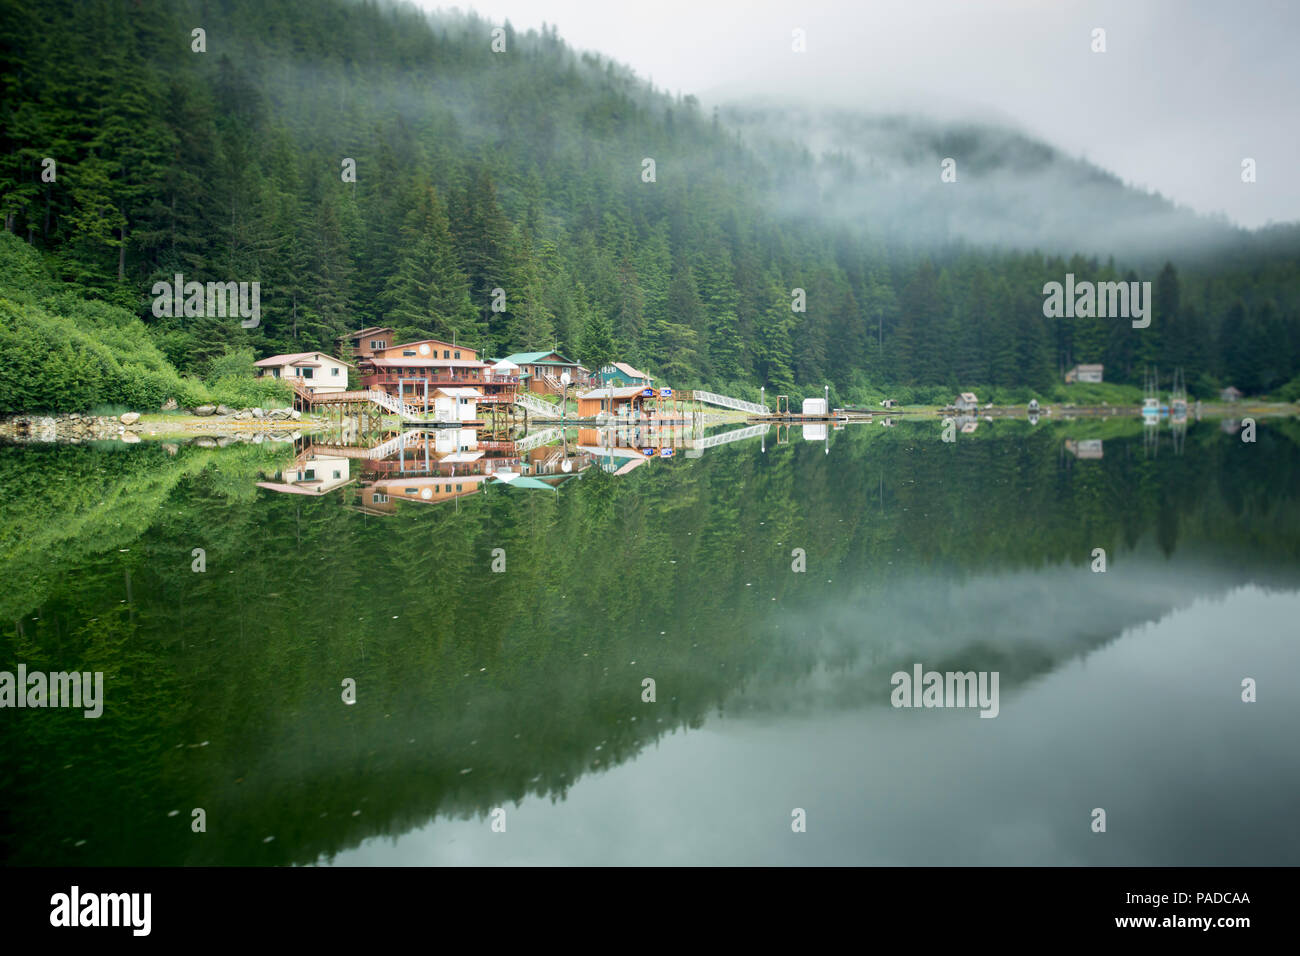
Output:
[
  {"xmin": 215, "ymin": 404, "xmax": 234, "ymax": 416},
  {"xmin": 251, "ymin": 407, "xmax": 265, "ymax": 418},
  {"xmin": 120, "ymin": 412, "xmax": 140, "ymax": 425},
  {"xmin": 160, "ymin": 398, "xmax": 178, "ymax": 411},
  {"xmin": 194, "ymin": 404, "xmax": 216, "ymax": 417}
]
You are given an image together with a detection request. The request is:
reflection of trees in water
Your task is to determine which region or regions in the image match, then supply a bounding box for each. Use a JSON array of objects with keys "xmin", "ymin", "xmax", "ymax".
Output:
[{"xmin": 2, "ymin": 421, "xmax": 1299, "ymax": 864}]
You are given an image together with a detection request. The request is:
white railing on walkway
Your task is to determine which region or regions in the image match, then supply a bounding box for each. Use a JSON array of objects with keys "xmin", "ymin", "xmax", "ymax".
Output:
[{"xmin": 689, "ymin": 390, "xmax": 769, "ymax": 415}]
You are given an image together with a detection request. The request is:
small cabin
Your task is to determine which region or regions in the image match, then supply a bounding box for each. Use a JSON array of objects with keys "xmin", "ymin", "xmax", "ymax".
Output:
[
  {"xmin": 955, "ymin": 392, "xmax": 979, "ymax": 412},
  {"xmin": 802, "ymin": 397, "xmax": 828, "ymax": 416},
  {"xmin": 1066, "ymin": 439, "xmax": 1104, "ymax": 459},
  {"xmin": 431, "ymin": 387, "xmax": 482, "ymax": 424},
  {"xmin": 1065, "ymin": 364, "xmax": 1104, "ymax": 384},
  {"xmin": 577, "ymin": 385, "xmax": 649, "ymax": 418},
  {"xmin": 1220, "ymin": 386, "xmax": 1243, "ymax": 403}
]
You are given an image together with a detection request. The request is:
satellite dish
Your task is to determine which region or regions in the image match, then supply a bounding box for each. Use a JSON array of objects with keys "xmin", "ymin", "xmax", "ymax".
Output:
[
  {"xmin": 418, "ymin": 344, "xmax": 431, "ymax": 356},
  {"xmin": 561, "ymin": 370, "xmax": 571, "ymax": 385},
  {"xmin": 561, "ymin": 459, "xmax": 572, "ymax": 473}
]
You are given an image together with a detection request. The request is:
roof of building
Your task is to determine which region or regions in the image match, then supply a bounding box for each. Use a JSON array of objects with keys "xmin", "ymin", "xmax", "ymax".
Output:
[
  {"xmin": 364, "ymin": 357, "xmax": 487, "ymax": 369},
  {"xmin": 372, "ymin": 475, "xmax": 489, "ymax": 490},
  {"xmin": 337, "ymin": 326, "xmax": 394, "ymax": 339},
  {"xmin": 385, "ymin": 338, "xmax": 474, "ymax": 354},
  {"xmin": 491, "ymin": 359, "xmax": 521, "ymax": 370},
  {"xmin": 503, "ymin": 350, "xmax": 581, "ymax": 366},
  {"xmin": 433, "ymin": 387, "xmax": 484, "ymax": 399},
  {"xmin": 607, "ymin": 361, "xmax": 651, "ymax": 379},
  {"xmin": 495, "ymin": 475, "xmax": 559, "ymax": 490},
  {"xmin": 958, "ymin": 392, "xmax": 979, "ymax": 402},
  {"xmin": 577, "ymin": 444, "xmax": 646, "ymax": 459},
  {"xmin": 439, "ymin": 450, "xmax": 485, "ymax": 463},
  {"xmin": 1072, "ymin": 363, "xmax": 1104, "ymax": 371},
  {"xmin": 579, "ymin": 386, "xmax": 651, "ymax": 400},
  {"xmin": 254, "ymin": 352, "xmax": 355, "ymax": 368},
  {"xmin": 614, "ymin": 457, "xmax": 647, "ymax": 476}
]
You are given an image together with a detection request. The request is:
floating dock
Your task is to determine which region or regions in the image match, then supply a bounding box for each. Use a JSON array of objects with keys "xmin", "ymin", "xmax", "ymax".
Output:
[{"xmin": 747, "ymin": 409, "xmax": 871, "ymax": 424}]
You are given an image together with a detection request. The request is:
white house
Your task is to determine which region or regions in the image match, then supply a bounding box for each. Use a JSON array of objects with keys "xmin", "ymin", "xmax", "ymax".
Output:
[
  {"xmin": 254, "ymin": 352, "xmax": 352, "ymax": 393},
  {"xmin": 431, "ymin": 386, "xmax": 482, "ymax": 423},
  {"xmin": 955, "ymin": 392, "xmax": 979, "ymax": 412}
]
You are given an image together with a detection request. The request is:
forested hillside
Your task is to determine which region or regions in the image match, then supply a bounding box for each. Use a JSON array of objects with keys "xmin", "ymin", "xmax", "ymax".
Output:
[{"xmin": 2, "ymin": 0, "xmax": 1299, "ymax": 406}]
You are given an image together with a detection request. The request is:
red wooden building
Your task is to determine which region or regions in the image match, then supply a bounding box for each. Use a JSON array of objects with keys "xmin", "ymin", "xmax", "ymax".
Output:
[{"xmin": 357, "ymin": 339, "xmax": 518, "ymax": 409}]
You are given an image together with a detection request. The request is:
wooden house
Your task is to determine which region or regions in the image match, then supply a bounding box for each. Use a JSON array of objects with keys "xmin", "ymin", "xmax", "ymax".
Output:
[
  {"xmin": 502, "ymin": 350, "xmax": 592, "ymax": 396},
  {"xmin": 336, "ymin": 326, "xmax": 395, "ymax": 360},
  {"xmin": 598, "ymin": 362, "xmax": 653, "ymax": 388},
  {"xmin": 359, "ymin": 339, "xmax": 517, "ymax": 409}
]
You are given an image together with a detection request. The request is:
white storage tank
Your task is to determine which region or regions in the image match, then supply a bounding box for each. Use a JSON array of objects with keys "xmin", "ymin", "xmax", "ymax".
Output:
[{"xmin": 802, "ymin": 397, "xmax": 828, "ymax": 416}]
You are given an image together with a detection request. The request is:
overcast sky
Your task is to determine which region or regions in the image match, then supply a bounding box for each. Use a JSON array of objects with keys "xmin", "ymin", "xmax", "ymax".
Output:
[{"xmin": 421, "ymin": 0, "xmax": 1298, "ymax": 229}]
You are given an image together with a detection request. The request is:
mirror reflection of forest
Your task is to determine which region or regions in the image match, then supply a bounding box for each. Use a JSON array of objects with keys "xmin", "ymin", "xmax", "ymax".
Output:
[{"xmin": 2, "ymin": 416, "xmax": 1298, "ymax": 865}]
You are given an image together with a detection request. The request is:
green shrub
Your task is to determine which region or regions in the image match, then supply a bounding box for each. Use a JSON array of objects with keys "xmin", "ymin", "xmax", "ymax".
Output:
[{"xmin": 208, "ymin": 374, "xmax": 292, "ymax": 409}]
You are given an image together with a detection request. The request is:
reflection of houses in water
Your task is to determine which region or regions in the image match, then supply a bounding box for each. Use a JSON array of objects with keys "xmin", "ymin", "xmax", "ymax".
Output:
[
  {"xmin": 300, "ymin": 425, "xmax": 598, "ymax": 514},
  {"xmin": 355, "ymin": 474, "xmax": 493, "ymax": 514},
  {"xmin": 1065, "ymin": 439, "xmax": 1104, "ymax": 459},
  {"xmin": 256, "ymin": 453, "xmax": 353, "ymax": 495},
  {"xmin": 577, "ymin": 420, "xmax": 702, "ymax": 473},
  {"xmin": 360, "ymin": 428, "xmax": 520, "ymax": 478}
]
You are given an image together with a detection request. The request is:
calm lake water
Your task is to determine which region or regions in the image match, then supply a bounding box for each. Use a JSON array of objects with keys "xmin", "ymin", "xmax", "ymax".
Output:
[{"xmin": 2, "ymin": 417, "xmax": 1299, "ymax": 865}]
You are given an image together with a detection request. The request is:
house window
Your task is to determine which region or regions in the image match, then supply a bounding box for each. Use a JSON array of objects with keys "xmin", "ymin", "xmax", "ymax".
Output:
[
  {"xmin": 403, "ymin": 350, "xmax": 416, "ymax": 357},
  {"xmin": 454, "ymin": 351, "xmax": 460, "ymax": 359},
  {"xmin": 373, "ymin": 493, "xmax": 388, "ymax": 503},
  {"xmin": 405, "ymin": 488, "xmax": 417, "ymax": 495},
  {"xmin": 456, "ymin": 483, "xmax": 463, "ymax": 491},
  {"xmin": 445, "ymin": 484, "xmax": 452, "ymax": 492},
  {"xmin": 443, "ymin": 350, "xmax": 450, "ymax": 359},
  {"xmin": 305, "ymin": 469, "xmax": 316, "ymax": 479},
  {"xmin": 332, "ymin": 470, "xmax": 341, "ymax": 479},
  {"xmin": 331, "ymin": 367, "xmax": 339, "ymax": 376}
]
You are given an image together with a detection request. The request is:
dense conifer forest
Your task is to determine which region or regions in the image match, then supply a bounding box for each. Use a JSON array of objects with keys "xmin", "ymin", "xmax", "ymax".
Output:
[{"xmin": 2, "ymin": 0, "xmax": 1299, "ymax": 411}]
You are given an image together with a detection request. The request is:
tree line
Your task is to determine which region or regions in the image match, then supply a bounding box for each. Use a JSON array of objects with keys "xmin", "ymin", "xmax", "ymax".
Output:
[{"xmin": 2, "ymin": 0, "xmax": 1299, "ymax": 407}]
